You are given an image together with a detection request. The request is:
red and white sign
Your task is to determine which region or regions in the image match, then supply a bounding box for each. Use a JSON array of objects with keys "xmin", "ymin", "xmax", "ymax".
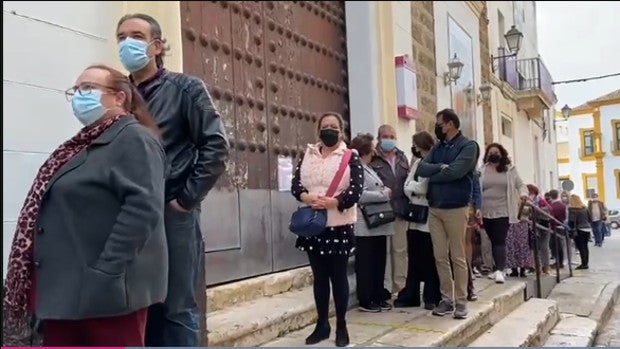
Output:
[{"xmin": 395, "ymin": 55, "xmax": 419, "ymax": 120}]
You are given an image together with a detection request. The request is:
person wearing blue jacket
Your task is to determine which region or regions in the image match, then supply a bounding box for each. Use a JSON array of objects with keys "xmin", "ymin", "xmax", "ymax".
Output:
[{"xmin": 415, "ymin": 109, "xmax": 478, "ymax": 319}]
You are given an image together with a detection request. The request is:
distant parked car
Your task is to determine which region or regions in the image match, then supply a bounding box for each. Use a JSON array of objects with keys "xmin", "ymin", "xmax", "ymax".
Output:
[{"xmin": 607, "ymin": 209, "xmax": 619, "ymax": 231}]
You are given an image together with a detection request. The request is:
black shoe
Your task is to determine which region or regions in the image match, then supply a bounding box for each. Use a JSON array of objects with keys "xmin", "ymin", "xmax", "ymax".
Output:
[
  {"xmin": 358, "ymin": 303, "xmax": 381, "ymax": 313},
  {"xmin": 335, "ymin": 323, "xmax": 349, "ymax": 347},
  {"xmin": 382, "ymin": 288, "xmax": 392, "ymax": 301},
  {"xmin": 305, "ymin": 322, "xmax": 330, "ymax": 345},
  {"xmin": 393, "ymin": 298, "xmax": 421, "ymax": 308},
  {"xmin": 378, "ymin": 300, "xmax": 393, "ymax": 311},
  {"xmin": 576, "ymin": 265, "xmax": 589, "ymax": 270},
  {"xmin": 424, "ymin": 303, "xmax": 435, "ymax": 310},
  {"xmin": 510, "ymin": 268, "xmax": 519, "ymax": 277},
  {"xmin": 467, "ymin": 293, "xmax": 478, "ymax": 302},
  {"xmin": 519, "ymin": 268, "xmax": 527, "ymax": 278}
]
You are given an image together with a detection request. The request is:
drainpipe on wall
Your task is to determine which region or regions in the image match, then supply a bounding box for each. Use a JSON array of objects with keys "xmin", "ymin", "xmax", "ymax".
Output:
[{"xmin": 592, "ymin": 108, "xmax": 606, "ymax": 203}]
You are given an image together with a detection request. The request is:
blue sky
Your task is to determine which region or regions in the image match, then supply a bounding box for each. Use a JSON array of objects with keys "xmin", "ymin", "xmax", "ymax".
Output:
[{"xmin": 537, "ymin": 1, "xmax": 620, "ymax": 109}]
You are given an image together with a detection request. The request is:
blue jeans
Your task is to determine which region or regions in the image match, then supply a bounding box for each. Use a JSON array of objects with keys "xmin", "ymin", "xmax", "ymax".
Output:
[
  {"xmin": 145, "ymin": 206, "xmax": 205, "ymax": 347},
  {"xmin": 591, "ymin": 220, "xmax": 604, "ymax": 245}
]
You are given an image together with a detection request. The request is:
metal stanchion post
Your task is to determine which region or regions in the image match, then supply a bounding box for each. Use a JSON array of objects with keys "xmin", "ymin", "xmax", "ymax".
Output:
[
  {"xmin": 531, "ymin": 213, "xmax": 542, "ymax": 298},
  {"xmin": 553, "ymin": 228, "xmax": 561, "ymax": 283},
  {"xmin": 565, "ymin": 228, "xmax": 574, "ymax": 277}
]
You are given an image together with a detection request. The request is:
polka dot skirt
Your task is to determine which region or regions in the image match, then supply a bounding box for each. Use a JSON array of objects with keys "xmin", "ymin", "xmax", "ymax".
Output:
[{"xmin": 296, "ymin": 224, "xmax": 356, "ymax": 256}]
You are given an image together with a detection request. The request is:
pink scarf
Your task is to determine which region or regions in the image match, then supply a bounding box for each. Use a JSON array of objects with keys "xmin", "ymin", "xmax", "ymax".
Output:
[{"xmin": 2, "ymin": 114, "xmax": 125, "ymax": 344}]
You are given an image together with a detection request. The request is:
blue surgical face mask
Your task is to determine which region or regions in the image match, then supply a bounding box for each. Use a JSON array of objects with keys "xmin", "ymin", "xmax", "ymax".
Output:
[
  {"xmin": 71, "ymin": 90, "xmax": 107, "ymax": 127},
  {"xmin": 119, "ymin": 37, "xmax": 152, "ymax": 73},
  {"xmin": 380, "ymin": 139, "xmax": 397, "ymax": 152}
]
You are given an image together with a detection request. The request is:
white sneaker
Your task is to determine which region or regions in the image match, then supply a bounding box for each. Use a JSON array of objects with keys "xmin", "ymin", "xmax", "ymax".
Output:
[
  {"xmin": 495, "ymin": 271, "xmax": 505, "ymax": 284},
  {"xmin": 488, "ymin": 271, "xmax": 496, "ymax": 280}
]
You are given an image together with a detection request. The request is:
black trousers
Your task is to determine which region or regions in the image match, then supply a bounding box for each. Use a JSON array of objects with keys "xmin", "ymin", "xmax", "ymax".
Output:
[
  {"xmin": 574, "ymin": 230, "xmax": 590, "ymax": 267},
  {"xmin": 397, "ymin": 230, "xmax": 441, "ymax": 305},
  {"xmin": 355, "ymin": 236, "xmax": 387, "ymax": 306},
  {"xmin": 482, "ymin": 217, "xmax": 510, "ymax": 271},
  {"xmin": 308, "ymin": 252, "xmax": 350, "ymax": 325}
]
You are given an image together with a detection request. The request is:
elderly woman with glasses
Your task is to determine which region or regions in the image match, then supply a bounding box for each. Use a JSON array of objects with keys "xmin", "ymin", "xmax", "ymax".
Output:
[{"xmin": 3, "ymin": 64, "xmax": 167, "ymax": 347}]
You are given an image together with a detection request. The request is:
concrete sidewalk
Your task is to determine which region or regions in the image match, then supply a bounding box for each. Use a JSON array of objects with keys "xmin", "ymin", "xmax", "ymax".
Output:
[{"xmin": 546, "ymin": 232, "xmax": 620, "ymax": 347}]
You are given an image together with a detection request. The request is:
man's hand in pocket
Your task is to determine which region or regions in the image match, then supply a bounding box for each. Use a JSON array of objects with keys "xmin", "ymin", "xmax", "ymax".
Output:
[{"xmin": 169, "ymin": 199, "xmax": 190, "ymax": 213}]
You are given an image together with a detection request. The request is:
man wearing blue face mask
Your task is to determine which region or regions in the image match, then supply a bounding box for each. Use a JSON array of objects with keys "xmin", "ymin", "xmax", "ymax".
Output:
[
  {"xmin": 369, "ymin": 124, "xmax": 410, "ymax": 302},
  {"xmin": 116, "ymin": 13, "xmax": 229, "ymax": 347}
]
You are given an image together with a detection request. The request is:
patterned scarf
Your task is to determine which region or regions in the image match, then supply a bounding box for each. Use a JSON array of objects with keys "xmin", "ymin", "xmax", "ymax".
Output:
[{"xmin": 2, "ymin": 114, "xmax": 125, "ymax": 345}]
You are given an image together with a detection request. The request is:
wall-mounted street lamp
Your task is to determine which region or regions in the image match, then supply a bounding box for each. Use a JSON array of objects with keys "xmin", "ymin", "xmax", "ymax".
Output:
[
  {"xmin": 554, "ymin": 104, "xmax": 571, "ymax": 129},
  {"xmin": 464, "ymin": 83, "xmax": 493, "ymax": 105},
  {"xmin": 491, "ymin": 25, "xmax": 524, "ymax": 73},
  {"xmin": 504, "ymin": 25, "xmax": 524, "ymax": 55},
  {"xmin": 443, "ymin": 53, "xmax": 464, "ymax": 86},
  {"xmin": 561, "ymin": 104, "xmax": 571, "ymax": 119}
]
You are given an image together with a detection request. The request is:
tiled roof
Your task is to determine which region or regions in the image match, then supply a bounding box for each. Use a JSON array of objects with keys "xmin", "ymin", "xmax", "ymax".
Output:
[{"xmin": 571, "ymin": 89, "xmax": 620, "ymax": 112}]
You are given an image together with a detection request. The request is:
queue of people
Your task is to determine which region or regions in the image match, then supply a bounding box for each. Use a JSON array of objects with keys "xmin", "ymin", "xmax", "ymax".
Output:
[
  {"xmin": 3, "ymin": 11, "xmax": 605, "ymax": 349},
  {"xmin": 291, "ymin": 107, "xmax": 603, "ymax": 347}
]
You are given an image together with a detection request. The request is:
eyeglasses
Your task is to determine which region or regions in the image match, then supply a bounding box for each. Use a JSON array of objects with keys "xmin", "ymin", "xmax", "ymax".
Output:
[{"xmin": 65, "ymin": 83, "xmax": 114, "ymax": 101}]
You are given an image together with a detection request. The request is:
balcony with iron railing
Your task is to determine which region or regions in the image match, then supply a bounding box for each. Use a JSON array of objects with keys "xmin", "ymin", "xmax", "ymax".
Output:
[{"xmin": 495, "ymin": 47, "xmax": 558, "ymax": 118}]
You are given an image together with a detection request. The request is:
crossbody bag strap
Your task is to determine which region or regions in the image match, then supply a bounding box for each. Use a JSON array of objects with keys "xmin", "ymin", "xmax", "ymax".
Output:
[{"xmin": 325, "ymin": 149, "xmax": 352, "ymax": 198}]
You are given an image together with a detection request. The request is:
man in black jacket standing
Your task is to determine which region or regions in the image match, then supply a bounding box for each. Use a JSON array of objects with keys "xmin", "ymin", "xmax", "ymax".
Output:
[{"xmin": 116, "ymin": 14, "xmax": 229, "ymax": 347}]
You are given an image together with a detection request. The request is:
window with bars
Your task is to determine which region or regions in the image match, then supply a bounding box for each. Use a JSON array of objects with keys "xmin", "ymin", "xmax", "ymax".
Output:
[{"xmin": 582, "ymin": 129, "xmax": 595, "ymax": 156}]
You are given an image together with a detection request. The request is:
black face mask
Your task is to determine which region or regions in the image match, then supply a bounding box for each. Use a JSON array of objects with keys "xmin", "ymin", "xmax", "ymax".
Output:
[
  {"xmin": 319, "ymin": 129, "xmax": 340, "ymax": 147},
  {"xmin": 411, "ymin": 147, "xmax": 423, "ymax": 159},
  {"xmin": 488, "ymin": 154, "xmax": 501, "ymax": 164},
  {"xmin": 434, "ymin": 124, "xmax": 446, "ymax": 142}
]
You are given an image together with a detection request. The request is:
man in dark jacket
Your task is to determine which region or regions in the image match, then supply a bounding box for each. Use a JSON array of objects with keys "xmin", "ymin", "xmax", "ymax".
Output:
[
  {"xmin": 370, "ymin": 125, "xmax": 410, "ymax": 298},
  {"xmin": 116, "ymin": 14, "xmax": 229, "ymax": 347},
  {"xmin": 415, "ymin": 109, "xmax": 478, "ymax": 319}
]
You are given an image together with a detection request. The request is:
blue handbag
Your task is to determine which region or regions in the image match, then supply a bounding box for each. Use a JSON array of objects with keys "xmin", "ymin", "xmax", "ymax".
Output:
[
  {"xmin": 289, "ymin": 150, "xmax": 352, "ymax": 237},
  {"xmin": 289, "ymin": 206, "xmax": 328, "ymax": 238}
]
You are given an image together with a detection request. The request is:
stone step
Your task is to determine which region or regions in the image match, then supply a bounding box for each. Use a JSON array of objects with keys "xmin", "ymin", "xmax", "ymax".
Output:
[
  {"xmin": 207, "ymin": 274, "xmax": 356, "ymax": 347},
  {"xmin": 544, "ymin": 278, "xmax": 620, "ymax": 347},
  {"xmin": 468, "ymin": 298, "xmax": 560, "ymax": 347},
  {"xmin": 207, "ymin": 266, "xmax": 313, "ymax": 313},
  {"xmin": 543, "ymin": 314, "xmax": 598, "ymax": 347},
  {"xmin": 262, "ymin": 278, "xmax": 526, "ymax": 347}
]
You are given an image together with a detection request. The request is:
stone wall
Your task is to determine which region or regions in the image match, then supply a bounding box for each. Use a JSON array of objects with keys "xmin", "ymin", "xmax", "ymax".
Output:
[
  {"xmin": 411, "ymin": 1, "xmax": 437, "ymax": 132},
  {"xmin": 478, "ymin": 1, "xmax": 493, "ymax": 147}
]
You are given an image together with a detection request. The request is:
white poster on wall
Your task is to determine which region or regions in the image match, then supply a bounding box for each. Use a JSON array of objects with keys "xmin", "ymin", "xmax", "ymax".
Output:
[
  {"xmin": 448, "ymin": 16, "xmax": 476, "ymax": 140},
  {"xmin": 277, "ymin": 155, "xmax": 294, "ymax": 192}
]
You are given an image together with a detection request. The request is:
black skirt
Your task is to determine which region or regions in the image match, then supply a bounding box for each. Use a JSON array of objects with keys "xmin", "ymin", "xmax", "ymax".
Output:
[{"xmin": 296, "ymin": 224, "xmax": 356, "ymax": 256}]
